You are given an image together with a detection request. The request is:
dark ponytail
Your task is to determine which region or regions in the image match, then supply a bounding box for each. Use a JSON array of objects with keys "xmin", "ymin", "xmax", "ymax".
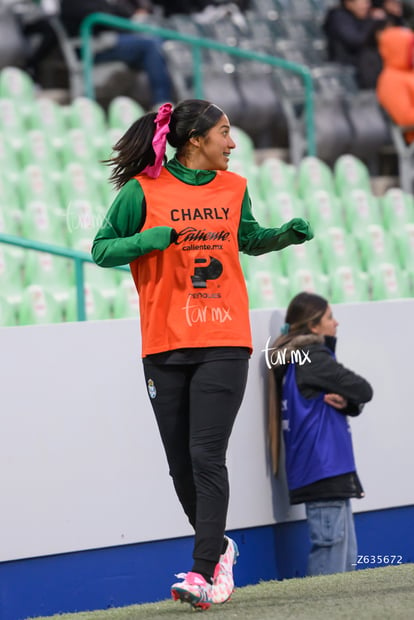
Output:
[{"xmin": 104, "ymin": 112, "xmax": 158, "ymax": 190}]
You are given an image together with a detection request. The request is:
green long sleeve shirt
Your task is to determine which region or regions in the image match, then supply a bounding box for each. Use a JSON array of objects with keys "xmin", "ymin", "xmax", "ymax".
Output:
[{"xmin": 92, "ymin": 158, "xmax": 313, "ymax": 268}]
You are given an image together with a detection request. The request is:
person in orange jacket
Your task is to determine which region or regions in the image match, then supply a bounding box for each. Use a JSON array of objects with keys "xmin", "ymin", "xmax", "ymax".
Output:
[{"xmin": 377, "ymin": 26, "xmax": 414, "ymax": 142}]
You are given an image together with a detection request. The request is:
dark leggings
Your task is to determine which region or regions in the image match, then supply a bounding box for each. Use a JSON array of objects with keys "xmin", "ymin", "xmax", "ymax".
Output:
[{"xmin": 143, "ymin": 358, "xmax": 248, "ymax": 578}]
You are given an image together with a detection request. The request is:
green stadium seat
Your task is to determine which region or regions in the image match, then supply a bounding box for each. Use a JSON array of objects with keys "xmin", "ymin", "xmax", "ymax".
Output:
[
  {"xmin": 0, "ymin": 66, "xmax": 35, "ymax": 101},
  {"xmin": 84, "ymin": 283, "xmax": 115, "ymax": 321},
  {"xmin": 0, "ymin": 98, "xmax": 27, "ymax": 151},
  {"xmin": 0, "ymin": 202, "xmax": 20, "ymax": 236},
  {"xmin": 393, "ymin": 223, "xmax": 414, "ymax": 273},
  {"xmin": 304, "ymin": 189, "xmax": 344, "ymax": 232},
  {"xmin": 330, "ymin": 266, "xmax": 370, "ymax": 303},
  {"xmin": 61, "ymin": 161, "xmax": 102, "ymax": 202},
  {"xmin": 107, "ymin": 96, "xmax": 146, "ymax": 130},
  {"xmin": 0, "ymin": 244, "xmax": 25, "ymax": 289},
  {"xmin": 0, "ymin": 67, "xmax": 35, "ymax": 121},
  {"xmin": 65, "ymin": 199, "xmax": 103, "ymax": 248},
  {"xmin": 230, "ymin": 125, "xmax": 256, "ymax": 164},
  {"xmin": 20, "ymin": 164, "xmax": 62, "ymax": 209},
  {"xmin": 28, "ymin": 98, "xmax": 68, "ymax": 151},
  {"xmin": 296, "ymin": 156, "xmax": 335, "ymax": 199},
  {"xmin": 113, "ymin": 277, "xmax": 140, "ymax": 319},
  {"xmin": 0, "ymin": 130, "xmax": 20, "ymax": 177},
  {"xmin": 267, "ymin": 190, "xmax": 306, "ymax": 228},
  {"xmin": 247, "ymin": 271, "xmax": 291, "ymax": 309},
  {"xmin": 66, "ymin": 96, "xmax": 107, "ymax": 153},
  {"xmin": 381, "ymin": 187, "xmax": 414, "ymax": 231},
  {"xmin": 368, "ymin": 262, "xmax": 411, "ymax": 300},
  {"xmin": 341, "ymin": 188, "xmax": 383, "ymax": 233},
  {"xmin": 23, "ymin": 249, "xmax": 73, "ymax": 289},
  {"xmin": 18, "ymin": 284, "xmax": 64, "ymax": 325},
  {"xmin": 334, "ymin": 154, "xmax": 372, "ymax": 196},
  {"xmin": 0, "ymin": 294, "xmax": 17, "ymax": 326},
  {"xmin": 84, "ymin": 261, "xmax": 120, "ymax": 291},
  {"xmin": 355, "ymin": 224, "xmax": 399, "ymax": 272},
  {"xmin": 258, "ymin": 157, "xmax": 296, "ymax": 198},
  {"xmin": 317, "ymin": 227, "xmax": 362, "ymax": 273},
  {"xmin": 61, "ymin": 128, "xmax": 100, "ymax": 167},
  {"xmin": 288, "ymin": 268, "xmax": 330, "ymax": 299},
  {"xmin": 21, "ymin": 129, "xmax": 61, "ymax": 174},
  {"xmin": 21, "ymin": 199, "xmax": 67, "ymax": 245},
  {"xmin": 280, "ymin": 237, "xmax": 323, "ymax": 277}
]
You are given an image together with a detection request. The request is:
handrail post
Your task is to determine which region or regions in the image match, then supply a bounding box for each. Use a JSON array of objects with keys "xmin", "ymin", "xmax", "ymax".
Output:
[{"xmin": 74, "ymin": 258, "xmax": 86, "ymax": 321}]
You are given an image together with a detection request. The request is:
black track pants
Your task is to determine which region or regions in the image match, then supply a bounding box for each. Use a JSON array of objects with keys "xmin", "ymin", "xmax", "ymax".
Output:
[{"xmin": 143, "ymin": 359, "xmax": 248, "ymax": 574}]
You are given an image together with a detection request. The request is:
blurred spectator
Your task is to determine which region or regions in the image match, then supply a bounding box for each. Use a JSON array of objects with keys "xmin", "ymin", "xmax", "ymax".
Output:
[
  {"xmin": 60, "ymin": 0, "xmax": 173, "ymax": 106},
  {"xmin": 14, "ymin": 0, "xmax": 59, "ymax": 82},
  {"xmin": 376, "ymin": 26, "xmax": 414, "ymax": 142},
  {"xmin": 372, "ymin": 0, "xmax": 413, "ymax": 26},
  {"xmin": 323, "ymin": 0, "xmax": 388, "ymax": 89},
  {"xmin": 153, "ymin": 1, "xmax": 250, "ymax": 17}
]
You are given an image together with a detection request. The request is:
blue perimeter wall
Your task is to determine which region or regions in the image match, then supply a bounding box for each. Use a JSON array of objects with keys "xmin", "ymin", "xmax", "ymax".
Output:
[{"xmin": 1, "ymin": 505, "xmax": 413, "ymax": 620}]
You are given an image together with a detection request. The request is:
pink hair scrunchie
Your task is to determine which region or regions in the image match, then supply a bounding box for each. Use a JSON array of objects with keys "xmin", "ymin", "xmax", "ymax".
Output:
[{"xmin": 142, "ymin": 103, "xmax": 173, "ymax": 178}]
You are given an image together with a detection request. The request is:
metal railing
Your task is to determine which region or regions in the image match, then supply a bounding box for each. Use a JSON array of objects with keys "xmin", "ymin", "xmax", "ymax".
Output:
[
  {"xmin": 79, "ymin": 13, "xmax": 316, "ymax": 155},
  {"xmin": 0, "ymin": 233, "xmax": 129, "ymax": 322}
]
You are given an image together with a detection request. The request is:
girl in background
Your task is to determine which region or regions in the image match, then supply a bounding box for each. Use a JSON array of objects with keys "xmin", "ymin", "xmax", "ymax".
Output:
[{"xmin": 269, "ymin": 291, "xmax": 373, "ymax": 575}]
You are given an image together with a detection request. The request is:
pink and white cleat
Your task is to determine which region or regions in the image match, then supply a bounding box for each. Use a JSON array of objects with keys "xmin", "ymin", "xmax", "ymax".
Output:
[
  {"xmin": 171, "ymin": 571, "xmax": 213, "ymax": 611},
  {"xmin": 212, "ymin": 536, "xmax": 239, "ymax": 604}
]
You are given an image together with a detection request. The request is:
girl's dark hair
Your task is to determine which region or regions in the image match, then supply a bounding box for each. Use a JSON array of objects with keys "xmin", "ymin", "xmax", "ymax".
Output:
[
  {"xmin": 275, "ymin": 291, "xmax": 328, "ymax": 348},
  {"xmin": 105, "ymin": 99, "xmax": 224, "ymax": 189},
  {"xmin": 285, "ymin": 291, "xmax": 328, "ymax": 336}
]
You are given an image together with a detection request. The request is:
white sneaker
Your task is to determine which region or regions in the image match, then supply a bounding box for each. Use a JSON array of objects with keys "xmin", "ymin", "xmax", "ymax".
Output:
[{"xmin": 212, "ymin": 536, "xmax": 239, "ymax": 604}]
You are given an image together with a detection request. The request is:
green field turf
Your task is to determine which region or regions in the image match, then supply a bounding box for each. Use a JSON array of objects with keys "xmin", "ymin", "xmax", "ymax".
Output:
[{"xmin": 28, "ymin": 563, "xmax": 414, "ymax": 620}]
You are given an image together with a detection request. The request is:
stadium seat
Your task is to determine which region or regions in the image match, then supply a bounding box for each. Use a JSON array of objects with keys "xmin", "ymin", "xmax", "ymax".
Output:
[
  {"xmin": 296, "ymin": 156, "xmax": 336, "ymax": 199},
  {"xmin": 280, "ymin": 238, "xmax": 323, "ymax": 277},
  {"xmin": 334, "ymin": 154, "xmax": 372, "ymax": 196},
  {"xmin": 381, "ymin": 187, "xmax": 414, "ymax": 231},
  {"xmin": 330, "ymin": 266, "xmax": 370, "ymax": 303},
  {"xmin": 23, "ymin": 249, "xmax": 72, "ymax": 289},
  {"xmin": 20, "ymin": 163, "xmax": 62, "ymax": 208},
  {"xmin": 28, "ymin": 97, "xmax": 68, "ymax": 151},
  {"xmin": 0, "ymin": 98, "xmax": 27, "ymax": 151},
  {"xmin": 289, "ymin": 268, "xmax": 330, "ymax": 299},
  {"xmin": 0, "ymin": 244, "xmax": 24, "ymax": 289},
  {"xmin": 354, "ymin": 224, "xmax": 399, "ymax": 272},
  {"xmin": 258, "ymin": 157, "xmax": 296, "ymax": 197},
  {"xmin": 317, "ymin": 227, "xmax": 362, "ymax": 274},
  {"xmin": 113, "ymin": 277, "xmax": 140, "ymax": 319},
  {"xmin": 64, "ymin": 198, "xmax": 103, "ymax": 248},
  {"xmin": 341, "ymin": 189, "xmax": 383, "ymax": 233},
  {"xmin": 61, "ymin": 129, "xmax": 99, "ymax": 166},
  {"xmin": 393, "ymin": 223, "xmax": 414, "ymax": 273},
  {"xmin": 304, "ymin": 189, "xmax": 344, "ymax": 232},
  {"xmin": 247, "ymin": 270, "xmax": 291, "ymax": 309},
  {"xmin": 21, "ymin": 129, "xmax": 61, "ymax": 175},
  {"xmin": 0, "ymin": 293, "xmax": 17, "ymax": 326},
  {"xmin": 18, "ymin": 284, "xmax": 64, "ymax": 325},
  {"xmin": 21, "ymin": 199, "xmax": 67, "ymax": 246},
  {"xmin": 0, "ymin": 66, "xmax": 35, "ymax": 108},
  {"xmin": 107, "ymin": 96, "xmax": 145, "ymax": 130},
  {"xmin": 368, "ymin": 262, "xmax": 411, "ymax": 301},
  {"xmin": 267, "ymin": 191, "xmax": 306, "ymax": 228}
]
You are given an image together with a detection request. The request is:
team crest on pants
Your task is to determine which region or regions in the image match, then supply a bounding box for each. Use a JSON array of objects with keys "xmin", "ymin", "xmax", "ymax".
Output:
[{"xmin": 147, "ymin": 378, "xmax": 157, "ymax": 399}]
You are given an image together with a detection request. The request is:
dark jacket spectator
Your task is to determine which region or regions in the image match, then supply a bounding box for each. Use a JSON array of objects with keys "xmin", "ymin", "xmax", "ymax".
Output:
[
  {"xmin": 60, "ymin": 0, "xmax": 172, "ymax": 106},
  {"xmin": 323, "ymin": 0, "xmax": 388, "ymax": 89}
]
